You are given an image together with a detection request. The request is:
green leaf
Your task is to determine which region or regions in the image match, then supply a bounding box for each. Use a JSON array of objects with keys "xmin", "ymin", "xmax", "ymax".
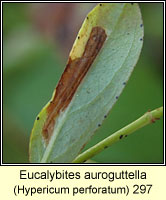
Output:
[{"xmin": 29, "ymin": 3, "xmax": 144, "ymax": 163}]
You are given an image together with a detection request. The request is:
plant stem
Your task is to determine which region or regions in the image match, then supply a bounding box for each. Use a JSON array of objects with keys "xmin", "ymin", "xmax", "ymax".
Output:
[{"xmin": 72, "ymin": 106, "xmax": 163, "ymax": 163}]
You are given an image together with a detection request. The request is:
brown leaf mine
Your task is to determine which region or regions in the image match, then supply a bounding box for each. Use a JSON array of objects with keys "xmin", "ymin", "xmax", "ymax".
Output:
[{"xmin": 42, "ymin": 26, "xmax": 107, "ymax": 144}]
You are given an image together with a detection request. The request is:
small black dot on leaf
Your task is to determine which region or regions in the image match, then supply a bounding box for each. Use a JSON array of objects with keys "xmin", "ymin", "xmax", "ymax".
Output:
[
  {"xmin": 140, "ymin": 38, "xmax": 143, "ymax": 41},
  {"xmin": 119, "ymin": 135, "xmax": 123, "ymax": 139},
  {"xmin": 100, "ymin": 4, "xmax": 102, "ymax": 6},
  {"xmin": 116, "ymin": 96, "xmax": 119, "ymax": 99},
  {"xmin": 140, "ymin": 24, "xmax": 143, "ymax": 27},
  {"xmin": 37, "ymin": 116, "xmax": 40, "ymax": 120}
]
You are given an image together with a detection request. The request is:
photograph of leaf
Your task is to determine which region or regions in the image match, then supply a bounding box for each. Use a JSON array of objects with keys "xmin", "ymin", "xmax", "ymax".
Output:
[{"xmin": 3, "ymin": 3, "xmax": 163, "ymax": 163}]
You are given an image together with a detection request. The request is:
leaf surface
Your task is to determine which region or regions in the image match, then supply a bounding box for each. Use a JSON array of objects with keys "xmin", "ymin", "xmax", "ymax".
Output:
[{"xmin": 29, "ymin": 3, "xmax": 144, "ymax": 163}]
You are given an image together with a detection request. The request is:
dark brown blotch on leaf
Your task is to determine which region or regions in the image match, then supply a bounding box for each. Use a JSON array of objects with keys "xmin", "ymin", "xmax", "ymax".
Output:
[{"xmin": 42, "ymin": 26, "xmax": 107, "ymax": 144}]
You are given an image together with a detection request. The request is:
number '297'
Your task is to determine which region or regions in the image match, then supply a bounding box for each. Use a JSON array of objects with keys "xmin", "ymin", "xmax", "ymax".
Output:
[{"xmin": 133, "ymin": 184, "xmax": 153, "ymax": 194}]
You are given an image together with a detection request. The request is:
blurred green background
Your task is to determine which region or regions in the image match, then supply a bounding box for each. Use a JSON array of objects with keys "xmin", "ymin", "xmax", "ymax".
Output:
[{"xmin": 3, "ymin": 3, "xmax": 163, "ymax": 163}]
